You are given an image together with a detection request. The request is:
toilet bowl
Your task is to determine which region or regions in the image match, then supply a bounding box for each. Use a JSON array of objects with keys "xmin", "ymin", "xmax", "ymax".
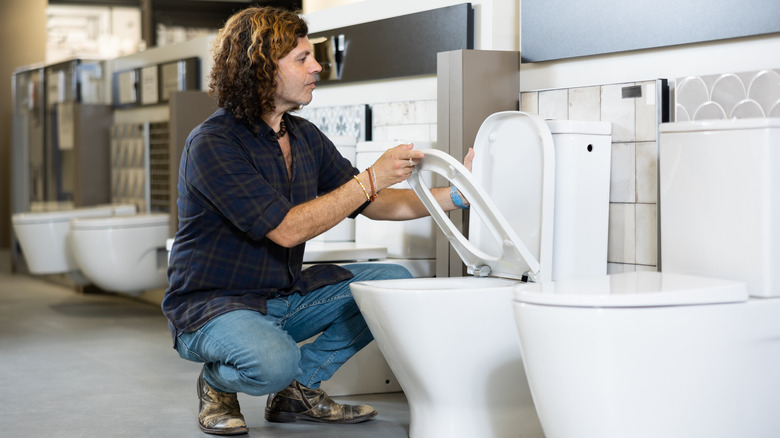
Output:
[
  {"xmin": 350, "ymin": 112, "xmax": 612, "ymax": 438},
  {"xmin": 512, "ymin": 118, "xmax": 780, "ymax": 438},
  {"xmin": 11, "ymin": 204, "xmax": 136, "ymax": 276},
  {"xmin": 69, "ymin": 213, "xmax": 170, "ymax": 295}
]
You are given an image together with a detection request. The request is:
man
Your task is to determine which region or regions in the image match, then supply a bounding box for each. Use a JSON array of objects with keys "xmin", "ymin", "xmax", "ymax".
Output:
[{"xmin": 162, "ymin": 6, "xmax": 473, "ymax": 436}]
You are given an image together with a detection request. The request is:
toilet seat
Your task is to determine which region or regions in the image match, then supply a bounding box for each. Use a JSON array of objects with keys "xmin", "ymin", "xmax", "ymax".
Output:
[
  {"xmin": 408, "ymin": 111, "xmax": 555, "ymax": 281},
  {"xmin": 514, "ymin": 271, "xmax": 748, "ymax": 307}
]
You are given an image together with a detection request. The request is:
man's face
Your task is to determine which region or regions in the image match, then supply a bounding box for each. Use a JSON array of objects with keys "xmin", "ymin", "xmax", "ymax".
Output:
[{"xmin": 275, "ymin": 37, "xmax": 322, "ymax": 112}]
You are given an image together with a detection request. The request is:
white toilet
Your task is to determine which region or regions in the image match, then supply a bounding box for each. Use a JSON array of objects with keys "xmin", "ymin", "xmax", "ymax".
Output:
[
  {"xmin": 512, "ymin": 118, "xmax": 780, "ymax": 438},
  {"xmin": 11, "ymin": 204, "xmax": 136, "ymax": 277},
  {"xmin": 350, "ymin": 112, "xmax": 612, "ymax": 438},
  {"xmin": 69, "ymin": 212, "xmax": 170, "ymax": 295},
  {"xmin": 11, "ymin": 204, "xmax": 170, "ymax": 295}
]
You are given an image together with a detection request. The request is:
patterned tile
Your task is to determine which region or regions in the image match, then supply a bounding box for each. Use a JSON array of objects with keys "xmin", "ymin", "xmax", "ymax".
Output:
[
  {"xmin": 296, "ymin": 104, "xmax": 370, "ymax": 140},
  {"xmin": 674, "ymin": 69, "xmax": 780, "ymax": 121}
]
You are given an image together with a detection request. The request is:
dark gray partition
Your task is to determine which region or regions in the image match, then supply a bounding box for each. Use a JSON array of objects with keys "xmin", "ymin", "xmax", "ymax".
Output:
[
  {"xmin": 311, "ymin": 3, "xmax": 474, "ymax": 84},
  {"xmin": 522, "ymin": 0, "xmax": 780, "ymax": 62}
]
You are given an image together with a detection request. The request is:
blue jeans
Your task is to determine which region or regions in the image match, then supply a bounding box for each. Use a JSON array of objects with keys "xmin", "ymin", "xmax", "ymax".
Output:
[{"xmin": 175, "ymin": 263, "xmax": 411, "ymax": 395}]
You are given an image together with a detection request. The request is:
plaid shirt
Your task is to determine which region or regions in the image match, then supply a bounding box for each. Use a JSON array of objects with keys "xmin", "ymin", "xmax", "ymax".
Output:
[{"xmin": 162, "ymin": 108, "xmax": 362, "ymax": 343}]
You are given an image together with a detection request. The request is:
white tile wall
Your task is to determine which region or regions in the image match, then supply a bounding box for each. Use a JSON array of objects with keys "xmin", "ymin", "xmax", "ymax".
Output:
[
  {"xmin": 635, "ymin": 203, "xmax": 657, "ymax": 266},
  {"xmin": 610, "ymin": 143, "xmax": 636, "ymax": 203},
  {"xmin": 370, "ymin": 100, "xmax": 437, "ymax": 142},
  {"xmin": 538, "ymin": 89, "xmax": 568, "ymax": 120},
  {"xmin": 600, "ymin": 84, "xmax": 636, "ymax": 142},
  {"xmin": 636, "ymin": 141, "xmax": 658, "ymax": 204},
  {"xmin": 521, "ymin": 79, "xmax": 661, "ymax": 272},
  {"xmin": 568, "ymin": 86, "xmax": 601, "ymax": 121},
  {"xmin": 608, "ymin": 203, "xmax": 636, "ymax": 264}
]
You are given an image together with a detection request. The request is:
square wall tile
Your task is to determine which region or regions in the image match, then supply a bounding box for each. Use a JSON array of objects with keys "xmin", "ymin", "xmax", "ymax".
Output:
[
  {"xmin": 635, "ymin": 203, "xmax": 658, "ymax": 266},
  {"xmin": 610, "ymin": 142, "xmax": 636, "ymax": 203},
  {"xmin": 608, "ymin": 203, "xmax": 636, "ymax": 264},
  {"xmin": 520, "ymin": 92, "xmax": 539, "ymax": 114},
  {"xmin": 568, "ymin": 86, "xmax": 601, "ymax": 121},
  {"xmin": 636, "ymin": 141, "xmax": 658, "ymax": 203},
  {"xmin": 636, "ymin": 81, "xmax": 658, "ymax": 142},
  {"xmin": 414, "ymin": 100, "xmax": 438, "ymax": 124},
  {"xmin": 372, "ymin": 124, "xmax": 434, "ymax": 142},
  {"xmin": 538, "ymin": 89, "xmax": 568, "ymax": 120},
  {"xmin": 372, "ymin": 102, "xmax": 415, "ymax": 126},
  {"xmin": 601, "ymin": 84, "xmax": 636, "ymax": 142}
]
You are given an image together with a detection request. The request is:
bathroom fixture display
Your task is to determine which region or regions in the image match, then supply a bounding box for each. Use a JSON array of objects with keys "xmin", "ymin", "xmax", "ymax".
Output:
[
  {"xmin": 69, "ymin": 213, "xmax": 170, "ymax": 295},
  {"xmin": 351, "ymin": 112, "xmax": 612, "ymax": 438},
  {"xmin": 11, "ymin": 204, "xmax": 136, "ymax": 277},
  {"xmin": 10, "ymin": 60, "xmax": 111, "ymax": 273},
  {"xmin": 512, "ymin": 117, "xmax": 780, "ymax": 438}
]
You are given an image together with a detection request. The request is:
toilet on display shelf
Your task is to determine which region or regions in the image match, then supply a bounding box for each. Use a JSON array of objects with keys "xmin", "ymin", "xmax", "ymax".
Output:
[
  {"xmin": 350, "ymin": 111, "xmax": 613, "ymax": 438},
  {"xmin": 300, "ymin": 138, "xmax": 437, "ymax": 397},
  {"xmin": 12, "ymin": 204, "xmax": 170, "ymax": 295},
  {"xmin": 512, "ymin": 118, "xmax": 780, "ymax": 438}
]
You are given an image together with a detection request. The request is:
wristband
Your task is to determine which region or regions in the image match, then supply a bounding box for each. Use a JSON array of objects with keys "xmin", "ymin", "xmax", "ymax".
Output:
[{"xmin": 450, "ymin": 186, "xmax": 469, "ymax": 209}]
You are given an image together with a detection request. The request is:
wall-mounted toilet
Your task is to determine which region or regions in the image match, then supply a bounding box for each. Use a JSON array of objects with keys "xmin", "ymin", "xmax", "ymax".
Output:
[
  {"xmin": 11, "ymin": 204, "xmax": 135, "ymax": 277},
  {"xmin": 11, "ymin": 204, "xmax": 169, "ymax": 295},
  {"xmin": 350, "ymin": 112, "xmax": 612, "ymax": 438},
  {"xmin": 69, "ymin": 213, "xmax": 169, "ymax": 295},
  {"xmin": 512, "ymin": 118, "xmax": 780, "ymax": 438}
]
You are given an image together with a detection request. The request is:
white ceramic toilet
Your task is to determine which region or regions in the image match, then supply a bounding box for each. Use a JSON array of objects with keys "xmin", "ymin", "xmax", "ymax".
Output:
[
  {"xmin": 350, "ymin": 112, "xmax": 612, "ymax": 438},
  {"xmin": 11, "ymin": 203, "xmax": 170, "ymax": 295},
  {"xmin": 69, "ymin": 212, "xmax": 170, "ymax": 295},
  {"xmin": 512, "ymin": 118, "xmax": 780, "ymax": 438},
  {"xmin": 11, "ymin": 204, "xmax": 136, "ymax": 278}
]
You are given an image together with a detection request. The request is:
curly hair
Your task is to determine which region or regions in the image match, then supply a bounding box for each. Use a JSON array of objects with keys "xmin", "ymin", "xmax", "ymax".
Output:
[{"xmin": 209, "ymin": 7, "xmax": 308, "ymax": 126}]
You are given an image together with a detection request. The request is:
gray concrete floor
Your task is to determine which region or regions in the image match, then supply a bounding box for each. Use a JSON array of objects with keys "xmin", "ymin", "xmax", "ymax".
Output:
[{"xmin": 0, "ymin": 270, "xmax": 410, "ymax": 437}]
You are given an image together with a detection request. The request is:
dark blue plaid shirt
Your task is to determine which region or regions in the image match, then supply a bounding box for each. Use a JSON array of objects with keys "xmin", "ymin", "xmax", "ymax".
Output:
[{"xmin": 162, "ymin": 108, "xmax": 362, "ymax": 343}]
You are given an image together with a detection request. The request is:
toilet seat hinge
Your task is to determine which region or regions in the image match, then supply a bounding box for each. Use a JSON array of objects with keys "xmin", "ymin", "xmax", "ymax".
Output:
[{"xmin": 469, "ymin": 265, "xmax": 492, "ymax": 277}]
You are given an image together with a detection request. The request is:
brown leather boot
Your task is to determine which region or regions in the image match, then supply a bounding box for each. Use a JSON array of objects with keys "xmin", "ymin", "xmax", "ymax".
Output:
[
  {"xmin": 264, "ymin": 380, "xmax": 378, "ymax": 424},
  {"xmin": 197, "ymin": 370, "xmax": 248, "ymax": 435}
]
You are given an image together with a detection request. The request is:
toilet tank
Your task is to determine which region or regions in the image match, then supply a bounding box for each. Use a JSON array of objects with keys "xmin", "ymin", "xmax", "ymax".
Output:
[
  {"xmin": 547, "ymin": 120, "xmax": 612, "ymax": 281},
  {"xmin": 659, "ymin": 118, "xmax": 780, "ymax": 298}
]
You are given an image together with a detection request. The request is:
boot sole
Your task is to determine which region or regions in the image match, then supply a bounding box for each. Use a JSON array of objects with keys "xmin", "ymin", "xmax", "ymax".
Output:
[
  {"xmin": 198, "ymin": 423, "xmax": 249, "ymax": 436},
  {"xmin": 264, "ymin": 408, "xmax": 377, "ymax": 424}
]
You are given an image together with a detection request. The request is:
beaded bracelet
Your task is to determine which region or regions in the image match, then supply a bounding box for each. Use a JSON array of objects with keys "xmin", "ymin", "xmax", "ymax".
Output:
[
  {"xmin": 450, "ymin": 185, "xmax": 469, "ymax": 209},
  {"xmin": 367, "ymin": 166, "xmax": 378, "ymax": 201},
  {"xmin": 354, "ymin": 175, "xmax": 371, "ymax": 201}
]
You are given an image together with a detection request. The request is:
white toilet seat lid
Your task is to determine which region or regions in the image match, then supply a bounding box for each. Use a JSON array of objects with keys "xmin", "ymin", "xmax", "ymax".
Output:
[
  {"xmin": 513, "ymin": 271, "xmax": 748, "ymax": 307},
  {"xmin": 70, "ymin": 213, "xmax": 169, "ymax": 230},
  {"xmin": 407, "ymin": 112, "xmax": 555, "ymax": 280}
]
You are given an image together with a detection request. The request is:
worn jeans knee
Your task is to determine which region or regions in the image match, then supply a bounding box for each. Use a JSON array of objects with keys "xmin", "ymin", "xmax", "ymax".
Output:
[{"xmin": 176, "ymin": 309, "xmax": 301, "ymax": 395}]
